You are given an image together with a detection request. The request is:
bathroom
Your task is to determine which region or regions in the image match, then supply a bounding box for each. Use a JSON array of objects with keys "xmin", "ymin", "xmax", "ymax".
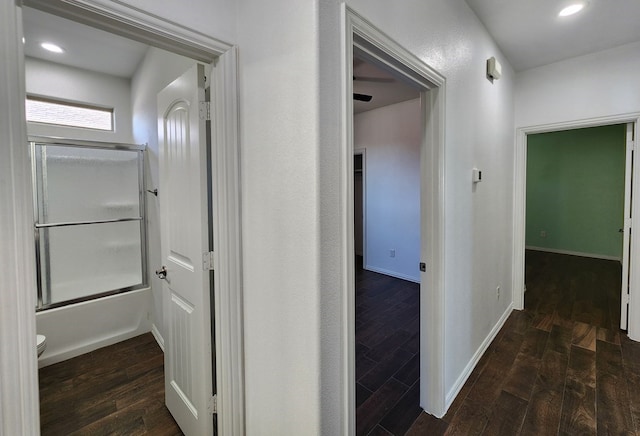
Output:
[{"xmin": 24, "ymin": 6, "xmax": 196, "ymax": 367}]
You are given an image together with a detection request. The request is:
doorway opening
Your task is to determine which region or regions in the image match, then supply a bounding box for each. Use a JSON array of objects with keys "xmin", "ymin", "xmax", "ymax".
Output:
[
  {"xmin": 352, "ymin": 56, "xmax": 422, "ymax": 434},
  {"xmin": 343, "ymin": 7, "xmax": 447, "ymax": 433},
  {"xmin": 524, "ymin": 124, "xmax": 630, "ymax": 334},
  {"xmin": 513, "ymin": 117, "xmax": 640, "ymax": 341},
  {"xmin": 19, "ymin": 1, "xmax": 243, "ymax": 434}
]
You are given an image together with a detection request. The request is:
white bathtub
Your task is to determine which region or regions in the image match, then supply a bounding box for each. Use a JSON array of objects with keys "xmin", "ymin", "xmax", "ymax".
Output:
[{"xmin": 36, "ymin": 287, "xmax": 152, "ymax": 368}]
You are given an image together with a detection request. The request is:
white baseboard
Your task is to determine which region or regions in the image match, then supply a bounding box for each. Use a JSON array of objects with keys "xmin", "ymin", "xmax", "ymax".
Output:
[
  {"xmin": 151, "ymin": 323, "xmax": 165, "ymax": 352},
  {"xmin": 526, "ymin": 246, "xmax": 621, "ymax": 262},
  {"xmin": 445, "ymin": 303, "xmax": 513, "ymax": 408},
  {"xmin": 364, "ymin": 264, "xmax": 420, "ymax": 283},
  {"xmin": 38, "ymin": 328, "xmax": 149, "ymax": 368}
]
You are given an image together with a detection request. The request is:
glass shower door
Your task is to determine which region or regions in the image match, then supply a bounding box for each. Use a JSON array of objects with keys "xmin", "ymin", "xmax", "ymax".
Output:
[{"xmin": 31, "ymin": 139, "xmax": 147, "ymax": 309}]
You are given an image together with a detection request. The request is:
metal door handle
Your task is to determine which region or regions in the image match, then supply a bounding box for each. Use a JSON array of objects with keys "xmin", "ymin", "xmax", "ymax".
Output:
[{"xmin": 155, "ymin": 266, "xmax": 167, "ymax": 280}]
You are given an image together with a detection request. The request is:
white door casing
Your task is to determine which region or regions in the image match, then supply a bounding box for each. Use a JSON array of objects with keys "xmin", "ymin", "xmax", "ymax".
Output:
[
  {"xmin": 343, "ymin": 7, "xmax": 447, "ymax": 429},
  {"xmin": 158, "ymin": 63, "xmax": 214, "ymax": 436},
  {"xmin": 3, "ymin": 1, "xmax": 243, "ymax": 433},
  {"xmin": 621, "ymin": 123, "xmax": 634, "ymax": 330}
]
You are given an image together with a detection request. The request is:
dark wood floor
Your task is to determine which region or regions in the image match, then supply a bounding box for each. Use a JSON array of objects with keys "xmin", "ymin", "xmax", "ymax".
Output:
[
  {"xmin": 357, "ymin": 251, "xmax": 640, "ymax": 435},
  {"xmin": 38, "ymin": 251, "xmax": 639, "ymax": 435},
  {"xmin": 355, "ymin": 257, "xmax": 421, "ymax": 435},
  {"xmin": 39, "ymin": 333, "xmax": 183, "ymax": 436}
]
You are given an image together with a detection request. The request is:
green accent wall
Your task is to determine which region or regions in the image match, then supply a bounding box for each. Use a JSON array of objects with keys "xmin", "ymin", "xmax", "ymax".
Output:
[{"xmin": 526, "ymin": 124, "xmax": 626, "ymax": 258}]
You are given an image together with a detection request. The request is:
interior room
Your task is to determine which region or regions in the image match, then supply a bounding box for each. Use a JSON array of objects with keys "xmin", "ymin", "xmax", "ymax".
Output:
[
  {"xmin": 524, "ymin": 124, "xmax": 627, "ymax": 329},
  {"xmin": 2, "ymin": 0, "xmax": 640, "ymax": 435},
  {"xmin": 352, "ymin": 57, "xmax": 423, "ymax": 434},
  {"xmin": 21, "ymin": 6, "xmax": 200, "ymax": 433}
]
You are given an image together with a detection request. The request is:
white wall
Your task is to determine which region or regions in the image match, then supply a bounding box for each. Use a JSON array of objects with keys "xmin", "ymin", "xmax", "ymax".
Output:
[
  {"xmin": 6, "ymin": 0, "xmax": 518, "ymax": 432},
  {"xmin": 131, "ymin": 47, "xmax": 196, "ymax": 345},
  {"xmin": 237, "ymin": 1, "xmax": 322, "ymax": 433},
  {"xmin": 515, "ymin": 41, "xmax": 640, "ymax": 128},
  {"xmin": 355, "ymin": 99, "xmax": 421, "ymax": 282},
  {"xmin": 237, "ymin": 0, "xmax": 516, "ymax": 431},
  {"xmin": 120, "ymin": 0, "xmax": 236, "ymax": 45},
  {"xmin": 1, "ymin": 3, "xmax": 40, "ymax": 433},
  {"xmin": 25, "ymin": 57, "xmax": 133, "ymax": 142}
]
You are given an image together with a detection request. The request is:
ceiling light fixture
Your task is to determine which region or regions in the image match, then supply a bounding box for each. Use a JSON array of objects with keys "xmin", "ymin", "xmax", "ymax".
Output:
[
  {"xmin": 558, "ymin": 3, "xmax": 585, "ymax": 17},
  {"xmin": 40, "ymin": 42, "xmax": 64, "ymax": 54}
]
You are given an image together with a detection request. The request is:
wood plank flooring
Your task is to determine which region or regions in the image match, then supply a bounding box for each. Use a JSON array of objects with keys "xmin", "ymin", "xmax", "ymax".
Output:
[
  {"xmin": 356, "ymin": 256, "xmax": 421, "ymax": 436},
  {"xmin": 38, "ymin": 250, "xmax": 638, "ymax": 435},
  {"xmin": 39, "ymin": 333, "xmax": 183, "ymax": 436},
  {"xmin": 357, "ymin": 251, "xmax": 640, "ymax": 435}
]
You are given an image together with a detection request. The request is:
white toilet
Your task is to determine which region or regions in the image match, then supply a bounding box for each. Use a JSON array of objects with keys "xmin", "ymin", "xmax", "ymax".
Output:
[{"xmin": 36, "ymin": 334, "xmax": 47, "ymax": 358}]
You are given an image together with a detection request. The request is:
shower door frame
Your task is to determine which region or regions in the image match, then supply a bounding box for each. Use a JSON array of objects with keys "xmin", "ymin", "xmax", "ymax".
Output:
[{"xmin": 30, "ymin": 136, "xmax": 148, "ymax": 310}]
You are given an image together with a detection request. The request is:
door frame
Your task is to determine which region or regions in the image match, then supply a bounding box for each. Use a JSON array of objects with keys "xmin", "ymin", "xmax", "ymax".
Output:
[
  {"xmin": 342, "ymin": 6, "xmax": 447, "ymax": 431},
  {"xmin": 2, "ymin": 1, "xmax": 244, "ymax": 434},
  {"xmin": 512, "ymin": 113, "xmax": 640, "ymax": 340},
  {"xmin": 353, "ymin": 148, "xmax": 366, "ymax": 262}
]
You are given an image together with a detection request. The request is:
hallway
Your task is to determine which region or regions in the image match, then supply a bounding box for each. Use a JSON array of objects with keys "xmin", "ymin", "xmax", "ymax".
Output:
[
  {"xmin": 358, "ymin": 251, "xmax": 640, "ymax": 435},
  {"xmin": 38, "ymin": 252, "xmax": 639, "ymax": 435}
]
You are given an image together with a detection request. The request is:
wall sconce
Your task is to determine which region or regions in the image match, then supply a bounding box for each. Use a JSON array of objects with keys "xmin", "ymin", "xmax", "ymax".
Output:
[{"xmin": 486, "ymin": 57, "xmax": 501, "ymax": 83}]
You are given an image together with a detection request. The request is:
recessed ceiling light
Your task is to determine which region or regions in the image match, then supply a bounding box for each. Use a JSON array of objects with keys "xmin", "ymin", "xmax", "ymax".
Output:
[
  {"xmin": 40, "ymin": 42, "xmax": 64, "ymax": 54},
  {"xmin": 558, "ymin": 3, "xmax": 585, "ymax": 17}
]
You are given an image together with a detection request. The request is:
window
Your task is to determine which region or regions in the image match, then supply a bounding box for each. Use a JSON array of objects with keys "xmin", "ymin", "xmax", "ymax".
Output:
[{"xmin": 25, "ymin": 96, "xmax": 113, "ymax": 131}]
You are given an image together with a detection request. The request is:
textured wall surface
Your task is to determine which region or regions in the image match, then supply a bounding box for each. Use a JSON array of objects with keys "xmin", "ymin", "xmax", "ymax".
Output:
[
  {"xmin": 515, "ymin": 41, "xmax": 640, "ymax": 128},
  {"xmin": 526, "ymin": 124, "xmax": 626, "ymax": 259},
  {"xmin": 25, "ymin": 57, "xmax": 133, "ymax": 143},
  {"xmin": 355, "ymin": 99, "xmax": 422, "ymax": 282}
]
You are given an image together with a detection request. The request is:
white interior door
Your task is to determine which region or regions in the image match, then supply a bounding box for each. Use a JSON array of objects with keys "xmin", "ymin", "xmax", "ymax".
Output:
[
  {"xmin": 621, "ymin": 123, "xmax": 635, "ymax": 330},
  {"xmin": 158, "ymin": 63, "xmax": 214, "ymax": 435}
]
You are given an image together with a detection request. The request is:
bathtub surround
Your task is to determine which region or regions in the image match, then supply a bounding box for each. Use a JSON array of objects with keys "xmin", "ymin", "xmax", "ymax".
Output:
[
  {"xmin": 36, "ymin": 289, "xmax": 151, "ymax": 368},
  {"xmin": 31, "ymin": 140, "xmax": 147, "ymax": 309}
]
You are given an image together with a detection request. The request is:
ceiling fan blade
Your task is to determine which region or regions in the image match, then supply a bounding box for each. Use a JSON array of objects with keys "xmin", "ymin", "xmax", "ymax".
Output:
[
  {"xmin": 354, "ymin": 93, "xmax": 373, "ymax": 102},
  {"xmin": 354, "ymin": 76, "xmax": 395, "ymax": 84}
]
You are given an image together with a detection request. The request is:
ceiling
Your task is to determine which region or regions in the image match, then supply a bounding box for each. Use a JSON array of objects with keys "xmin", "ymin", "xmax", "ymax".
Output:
[
  {"xmin": 23, "ymin": 6, "xmax": 417, "ymax": 112},
  {"xmin": 353, "ymin": 59, "xmax": 420, "ymax": 114},
  {"xmin": 24, "ymin": 1, "xmax": 640, "ymax": 107},
  {"xmin": 464, "ymin": 0, "xmax": 640, "ymax": 72},
  {"xmin": 22, "ymin": 7, "xmax": 148, "ymax": 78}
]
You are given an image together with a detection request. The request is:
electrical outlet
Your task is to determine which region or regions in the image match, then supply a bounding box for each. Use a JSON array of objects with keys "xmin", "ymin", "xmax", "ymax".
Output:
[
  {"xmin": 540, "ymin": 230, "xmax": 547, "ymax": 238},
  {"xmin": 496, "ymin": 285, "xmax": 500, "ymax": 299},
  {"xmin": 390, "ymin": 249, "xmax": 396, "ymax": 258}
]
